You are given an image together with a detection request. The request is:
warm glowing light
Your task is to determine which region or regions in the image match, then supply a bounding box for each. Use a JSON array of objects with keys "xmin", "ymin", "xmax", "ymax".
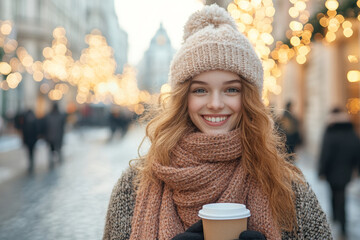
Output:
[
  {"xmin": 347, "ymin": 70, "xmax": 360, "ymax": 82},
  {"xmin": 4, "ymin": 39, "xmax": 18, "ymax": 53},
  {"xmin": 325, "ymin": 31, "xmax": 336, "ymax": 42},
  {"xmin": 6, "ymin": 72, "xmax": 22, "ymax": 89},
  {"xmin": 133, "ymin": 104, "xmax": 145, "ymax": 115},
  {"xmin": 53, "ymin": 27, "xmax": 66, "ymax": 39},
  {"xmin": 43, "ymin": 47, "xmax": 54, "ymax": 59},
  {"xmin": 261, "ymin": 33, "xmax": 274, "ymax": 45},
  {"xmin": 0, "ymin": 21, "xmax": 12, "ymax": 35},
  {"xmin": 325, "ymin": 0, "xmax": 339, "ymax": 11},
  {"xmin": 49, "ymin": 89, "xmax": 63, "ymax": 101},
  {"xmin": 265, "ymin": 7, "xmax": 275, "ymax": 17},
  {"xmin": 295, "ymin": 1, "xmax": 306, "ymax": 11},
  {"xmin": 290, "ymin": 36, "xmax": 300, "ymax": 46},
  {"xmin": 238, "ymin": 0, "xmax": 251, "ymax": 11},
  {"xmin": 33, "ymin": 71, "xmax": 44, "ymax": 82},
  {"xmin": 289, "ymin": 21, "xmax": 303, "ymax": 31},
  {"xmin": 296, "ymin": 55, "xmax": 306, "ymax": 64},
  {"xmin": 160, "ymin": 83, "xmax": 171, "ymax": 94},
  {"xmin": 346, "ymin": 98, "xmax": 360, "ymax": 114},
  {"xmin": 0, "ymin": 62, "xmax": 12, "ymax": 75},
  {"xmin": 1, "ymin": 81, "xmax": 10, "ymax": 90},
  {"xmin": 320, "ymin": 17, "xmax": 329, "ymax": 27},
  {"xmin": 230, "ymin": 9, "xmax": 241, "ymax": 19},
  {"xmin": 251, "ymin": 0, "xmax": 261, "ymax": 8},
  {"xmin": 240, "ymin": 13, "xmax": 253, "ymax": 24},
  {"xmin": 335, "ymin": 14, "xmax": 344, "ymax": 23},
  {"xmin": 289, "ymin": 7, "xmax": 299, "ymax": 18},
  {"xmin": 342, "ymin": 20, "xmax": 352, "ymax": 29},
  {"xmin": 343, "ymin": 28, "xmax": 353, "ymax": 38},
  {"xmin": 40, "ymin": 83, "xmax": 50, "ymax": 94},
  {"xmin": 328, "ymin": 18, "xmax": 340, "ymax": 32},
  {"xmin": 348, "ymin": 55, "xmax": 358, "ymax": 63}
]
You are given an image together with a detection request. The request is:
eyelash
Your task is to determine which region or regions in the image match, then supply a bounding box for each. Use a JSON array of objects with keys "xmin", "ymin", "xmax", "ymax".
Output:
[
  {"xmin": 192, "ymin": 88, "xmax": 206, "ymax": 94},
  {"xmin": 226, "ymin": 88, "xmax": 240, "ymax": 93},
  {"xmin": 191, "ymin": 87, "xmax": 241, "ymax": 94}
]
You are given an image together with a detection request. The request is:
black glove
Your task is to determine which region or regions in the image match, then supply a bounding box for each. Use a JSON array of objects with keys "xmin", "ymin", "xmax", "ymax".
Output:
[
  {"xmin": 171, "ymin": 220, "xmax": 204, "ymax": 240},
  {"xmin": 239, "ymin": 230, "xmax": 267, "ymax": 240}
]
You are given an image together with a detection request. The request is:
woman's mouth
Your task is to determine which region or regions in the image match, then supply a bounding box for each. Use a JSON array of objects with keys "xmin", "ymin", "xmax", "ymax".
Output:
[{"xmin": 202, "ymin": 115, "xmax": 230, "ymax": 125}]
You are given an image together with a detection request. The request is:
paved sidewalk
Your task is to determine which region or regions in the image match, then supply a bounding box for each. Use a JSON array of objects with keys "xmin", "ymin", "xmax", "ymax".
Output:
[{"xmin": 0, "ymin": 134, "xmax": 22, "ymax": 153}]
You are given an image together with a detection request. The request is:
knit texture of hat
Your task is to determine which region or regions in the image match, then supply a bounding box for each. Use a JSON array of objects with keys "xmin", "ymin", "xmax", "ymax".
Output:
[{"xmin": 169, "ymin": 4, "xmax": 263, "ymax": 92}]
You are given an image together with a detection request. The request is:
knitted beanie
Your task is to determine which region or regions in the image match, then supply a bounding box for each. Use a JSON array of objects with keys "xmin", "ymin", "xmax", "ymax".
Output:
[{"xmin": 169, "ymin": 4, "xmax": 263, "ymax": 92}]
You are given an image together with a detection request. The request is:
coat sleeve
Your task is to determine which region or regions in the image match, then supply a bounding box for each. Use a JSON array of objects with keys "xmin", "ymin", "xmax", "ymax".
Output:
[
  {"xmin": 284, "ymin": 181, "xmax": 333, "ymax": 240},
  {"xmin": 318, "ymin": 129, "xmax": 332, "ymax": 177},
  {"xmin": 103, "ymin": 167, "xmax": 137, "ymax": 240}
]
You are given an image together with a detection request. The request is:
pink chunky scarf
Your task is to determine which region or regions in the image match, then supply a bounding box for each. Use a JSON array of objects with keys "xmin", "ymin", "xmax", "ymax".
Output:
[{"xmin": 130, "ymin": 129, "xmax": 281, "ymax": 240}]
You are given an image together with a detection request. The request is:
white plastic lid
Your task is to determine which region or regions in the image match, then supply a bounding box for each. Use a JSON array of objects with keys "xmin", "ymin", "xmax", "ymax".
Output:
[{"xmin": 198, "ymin": 203, "xmax": 251, "ymax": 220}]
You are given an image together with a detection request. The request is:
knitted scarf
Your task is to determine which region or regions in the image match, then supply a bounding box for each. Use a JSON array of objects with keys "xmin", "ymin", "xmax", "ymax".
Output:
[{"xmin": 130, "ymin": 129, "xmax": 281, "ymax": 240}]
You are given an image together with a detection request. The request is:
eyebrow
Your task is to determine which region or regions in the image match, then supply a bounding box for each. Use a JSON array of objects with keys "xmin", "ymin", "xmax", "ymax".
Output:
[{"xmin": 190, "ymin": 79, "xmax": 242, "ymax": 85}]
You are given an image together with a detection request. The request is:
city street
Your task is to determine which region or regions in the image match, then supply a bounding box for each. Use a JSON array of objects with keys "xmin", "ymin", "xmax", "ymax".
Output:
[
  {"xmin": 0, "ymin": 125, "xmax": 147, "ymax": 240},
  {"xmin": 0, "ymin": 125, "xmax": 359, "ymax": 240}
]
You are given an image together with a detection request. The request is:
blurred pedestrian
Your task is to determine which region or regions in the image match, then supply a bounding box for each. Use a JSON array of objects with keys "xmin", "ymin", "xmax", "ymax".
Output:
[
  {"xmin": 19, "ymin": 109, "xmax": 39, "ymax": 172},
  {"xmin": 117, "ymin": 108, "xmax": 133, "ymax": 137},
  {"xmin": 319, "ymin": 107, "xmax": 360, "ymax": 239},
  {"xmin": 108, "ymin": 108, "xmax": 133, "ymax": 142},
  {"xmin": 43, "ymin": 103, "xmax": 66, "ymax": 165},
  {"xmin": 103, "ymin": 5, "xmax": 332, "ymax": 240},
  {"xmin": 277, "ymin": 101, "xmax": 302, "ymax": 158}
]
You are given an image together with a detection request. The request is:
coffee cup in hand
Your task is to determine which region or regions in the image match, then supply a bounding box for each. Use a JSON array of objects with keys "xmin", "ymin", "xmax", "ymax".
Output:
[{"xmin": 198, "ymin": 203, "xmax": 251, "ymax": 240}]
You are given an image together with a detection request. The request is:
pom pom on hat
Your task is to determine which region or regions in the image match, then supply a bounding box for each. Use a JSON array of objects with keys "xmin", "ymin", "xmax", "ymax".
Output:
[
  {"xmin": 169, "ymin": 4, "xmax": 264, "ymax": 94},
  {"xmin": 183, "ymin": 4, "xmax": 238, "ymax": 41}
]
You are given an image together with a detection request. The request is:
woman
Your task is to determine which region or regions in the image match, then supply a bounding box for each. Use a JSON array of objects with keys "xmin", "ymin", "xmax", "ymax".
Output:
[{"xmin": 103, "ymin": 4, "xmax": 332, "ymax": 240}]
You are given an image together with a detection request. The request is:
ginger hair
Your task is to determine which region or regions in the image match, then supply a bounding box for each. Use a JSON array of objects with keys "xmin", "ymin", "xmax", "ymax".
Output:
[{"xmin": 134, "ymin": 77, "xmax": 304, "ymax": 232}]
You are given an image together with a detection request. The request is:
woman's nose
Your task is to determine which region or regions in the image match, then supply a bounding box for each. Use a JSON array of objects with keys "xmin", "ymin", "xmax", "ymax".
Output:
[{"xmin": 207, "ymin": 93, "xmax": 224, "ymax": 110}]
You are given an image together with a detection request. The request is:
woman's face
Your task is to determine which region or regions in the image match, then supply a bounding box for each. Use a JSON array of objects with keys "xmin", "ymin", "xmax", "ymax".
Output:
[{"xmin": 187, "ymin": 70, "xmax": 242, "ymax": 135}]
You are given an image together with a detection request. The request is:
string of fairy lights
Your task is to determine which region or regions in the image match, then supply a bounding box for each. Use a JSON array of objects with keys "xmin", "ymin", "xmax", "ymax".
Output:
[
  {"xmin": 1, "ymin": 0, "xmax": 360, "ymax": 114},
  {"xmin": 0, "ymin": 23, "xmax": 151, "ymax": 115},
  {"xmin": 227, "ymin": 0, "xmax": 360, "ymax": 114}
]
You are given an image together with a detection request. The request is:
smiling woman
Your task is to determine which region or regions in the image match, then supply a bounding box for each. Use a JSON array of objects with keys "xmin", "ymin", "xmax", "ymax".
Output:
[{"xmin": 103, "ymin": 4, "xmax": 333, "ymax": 240}]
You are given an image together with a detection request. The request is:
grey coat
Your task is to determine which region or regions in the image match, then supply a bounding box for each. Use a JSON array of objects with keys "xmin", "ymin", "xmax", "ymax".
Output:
[{"xmin": 103, "ymin": 167, "xmax": 333, "ymax": 240}]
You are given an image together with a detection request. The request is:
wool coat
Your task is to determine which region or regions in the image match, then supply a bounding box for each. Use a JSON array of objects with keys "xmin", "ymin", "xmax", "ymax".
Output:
[
  {"xmin": 319, "ymin": 122, "xmax": 360, "ymax": 188},
  {"xmin": 103, "ymin": 167, "xmax": 333, "ymax": 240}
]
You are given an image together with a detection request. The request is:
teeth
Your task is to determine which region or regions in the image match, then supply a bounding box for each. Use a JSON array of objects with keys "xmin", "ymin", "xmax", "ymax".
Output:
[{"xmin": 204, "ymin": 116, "xmax": 228, "ymax": 123}]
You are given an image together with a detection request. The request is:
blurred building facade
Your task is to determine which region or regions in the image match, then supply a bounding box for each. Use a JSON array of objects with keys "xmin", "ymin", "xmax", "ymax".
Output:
[
  {"xmin": 270, "ymin": 0, "xmax": 360, "ymax": 159},
  {"xmin": 205, "ymin": 0, "xmax": 232, "ymax": 8},
  {"xmin": 0, "ymin": 0, "xmax": 127, "ymax": 118},
  {"xmin": 137, "ymin": 23, "xmax": 175, "ymax": 93}
]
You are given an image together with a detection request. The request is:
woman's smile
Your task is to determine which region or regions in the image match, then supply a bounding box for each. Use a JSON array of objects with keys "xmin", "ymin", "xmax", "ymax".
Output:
[{"xmin": 202, "ymin": 114, "xmax": 230, "ymax": 126}]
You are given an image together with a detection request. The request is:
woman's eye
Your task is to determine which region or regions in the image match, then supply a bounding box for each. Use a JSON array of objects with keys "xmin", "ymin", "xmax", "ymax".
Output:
[
  {"xmin": 192, "ymin": 88, "xmax": 206, "ymax": 94},
  {"xmin": 226, "ymin": 88, "xmax": 240, "ymax": 93}
]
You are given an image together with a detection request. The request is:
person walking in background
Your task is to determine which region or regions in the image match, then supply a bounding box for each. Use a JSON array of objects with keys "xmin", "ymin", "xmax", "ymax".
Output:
[
  {"xmin": 103, "ymin": 5, "xmax": 332, "ymax": 240},
  {"xmin": 43, "ymin": 103, "xmax": 66, "ymax": 165},
  {"xmin": 319, "ymin": 107, "xmax": 360, "ymax": 240},
  {"xmin": 18, "ymin": 109, "xmax": 39, "ymax": 172},
  {"xmin": 277, "ymin": 101, "xmax": 302, "ymax": 158}
]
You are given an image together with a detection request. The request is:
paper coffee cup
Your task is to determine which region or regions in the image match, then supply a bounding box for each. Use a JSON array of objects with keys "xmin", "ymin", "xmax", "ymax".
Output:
[{"xmin": 198, "ymin": 203, "xmax": 251, "ymax": 240}]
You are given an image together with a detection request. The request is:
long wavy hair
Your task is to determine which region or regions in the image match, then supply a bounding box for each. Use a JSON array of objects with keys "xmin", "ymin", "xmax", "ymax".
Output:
[{"xmin": 134, "ymin": 77, "xmax": 304, "ymax": 232}]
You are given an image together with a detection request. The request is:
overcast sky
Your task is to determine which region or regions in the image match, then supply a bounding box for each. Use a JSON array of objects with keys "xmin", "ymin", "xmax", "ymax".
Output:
[{"xmin": 114, "ymin": 0, "xmax": 204, "ymax": 66}]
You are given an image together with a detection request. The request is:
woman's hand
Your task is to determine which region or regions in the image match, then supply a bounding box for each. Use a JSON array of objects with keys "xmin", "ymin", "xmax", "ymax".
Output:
[
  {"xmin": 171, "ymin": 221, "xmax": 266, "ymax": 240},
  {"xmin": 171, "ymin": 220, "xmax": 204, "ymax": 240},
  {"xmin": 239, "ymin": 230, "xmax": 267, "ymax": 240}
]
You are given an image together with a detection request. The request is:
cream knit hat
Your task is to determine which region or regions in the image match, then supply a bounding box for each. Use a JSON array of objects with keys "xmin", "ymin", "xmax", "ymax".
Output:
[{"xmin": 169, "ymin": 4, "xmax": 263, "ymax": 92}]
